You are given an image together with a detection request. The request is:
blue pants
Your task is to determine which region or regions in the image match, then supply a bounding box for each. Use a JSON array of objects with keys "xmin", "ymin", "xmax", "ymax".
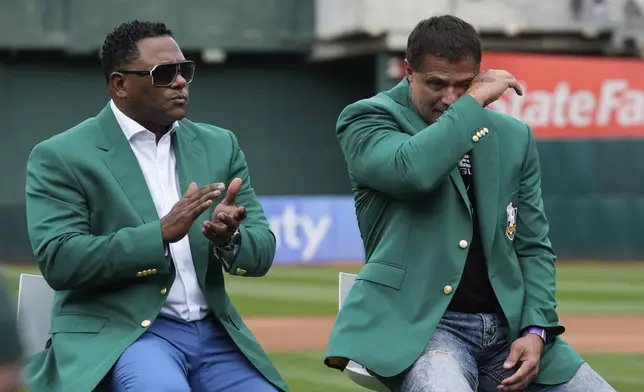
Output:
[
  {"xmin": 376, "ymin": 311, "xmax": 615, "ymax": 392},
  {"xmin": 110, "ymin": 314, "xmax": 278, "ymax": 392}
]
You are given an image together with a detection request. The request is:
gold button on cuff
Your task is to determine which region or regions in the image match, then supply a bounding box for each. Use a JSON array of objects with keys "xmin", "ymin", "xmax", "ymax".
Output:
[
  {"xmin": 151, "ymin": 269, "xmax": 157, "ymax": 275},
  {"xmin": 459, "ymin": 240, "xmax": 468, "ymax": 249},
  {"xmin": 160, "ymin": 288, "xmax": 168, "ymax": 296},
  {"xmin": 483, "ymin": 127, "xmax": 489, "ymax": 134},
  {"xmin": 236, "ymin": 268, "xmax": 247, "ymax": 276},
  {"xmin": 472, "ymin": 135, "xmax": 480, "ymax": 143},
  {"xmin": 443, "ymin": 285, "xmax": 453, "ymax": 295},
  {"xmin": 476, "ymin": 131, "xmax": 483, "ymax": 138},
  {"xmin": 136, "ymin": 271, "xmax": 143, "ymax": 278},
  {"xmin": 141, "ymin": 320, "xmax": 151, "ymax": 328}
]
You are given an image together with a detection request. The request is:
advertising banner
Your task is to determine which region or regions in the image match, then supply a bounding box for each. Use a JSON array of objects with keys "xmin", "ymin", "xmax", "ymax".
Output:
[
  {"xmin": 260, "ymin": 196, "xmax": 364, "ymax": 264},
  {"xmin": 482, "ymin": 52, "xmax": 644, "ymax": 139}
]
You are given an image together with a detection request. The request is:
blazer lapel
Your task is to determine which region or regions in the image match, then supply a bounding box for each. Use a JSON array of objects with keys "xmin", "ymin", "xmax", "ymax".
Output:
[
  {"xmin": 172, "ymin": 126, "xmax": 212, "ymax": 279},
  {"xmin": 96, "ymin": 105, "xmax": 159, "ymax": 224},
  {"xmin": 449, "ymin": 168, "xmax": 472, "ymax": 216},
  {"xmin": 390, "ymin": 79, "xmax": 471, "ymax": 213},
  {"xmin": 472, "ymin": 129, "xmax": 500, "ymax": 257}
]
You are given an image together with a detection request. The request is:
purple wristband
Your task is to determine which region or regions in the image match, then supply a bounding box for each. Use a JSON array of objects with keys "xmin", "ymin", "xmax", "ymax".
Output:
[{"xmin": 522, "ymin": 327, "xmax": 546, "ymax": 343}]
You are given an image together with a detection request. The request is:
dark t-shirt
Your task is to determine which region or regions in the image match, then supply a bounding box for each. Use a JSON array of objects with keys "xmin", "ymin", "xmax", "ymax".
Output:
[{"xmin": 447, "ymin": 152, "xmax": 502, "ymax": 314}]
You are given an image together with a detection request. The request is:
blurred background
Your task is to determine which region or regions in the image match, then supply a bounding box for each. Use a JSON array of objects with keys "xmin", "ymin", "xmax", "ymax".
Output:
[{"xmin": 1, "ymin": 0, "xmax": 644, "ymax": 391}]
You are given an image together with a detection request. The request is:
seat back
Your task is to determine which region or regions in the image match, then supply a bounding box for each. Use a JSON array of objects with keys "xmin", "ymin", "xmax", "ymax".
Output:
[
  {"xmin": 16, "ymin": 274, "xmax": 55, "ymax": 357},
  {"xmin": 337, "ymin": 271, "xmax": 391, "ymax": 391},
  {"xmin": 338, "ymin": 272, "xmax": 357, "ymax": 310}
]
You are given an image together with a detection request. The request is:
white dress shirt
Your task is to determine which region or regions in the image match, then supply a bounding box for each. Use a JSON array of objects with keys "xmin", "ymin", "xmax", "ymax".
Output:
[{"xmin": 110, "ymin": 100, "xmax": 209, "ymax": 322}]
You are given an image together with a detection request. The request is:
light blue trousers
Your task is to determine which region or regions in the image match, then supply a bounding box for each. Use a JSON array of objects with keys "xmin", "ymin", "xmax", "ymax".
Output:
[{"xmin": 110, "ymin": 314, "xmax": 279, "ymax": 392}]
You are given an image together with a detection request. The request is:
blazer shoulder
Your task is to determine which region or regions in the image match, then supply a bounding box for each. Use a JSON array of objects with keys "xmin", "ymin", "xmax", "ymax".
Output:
[
  {"xmin": 181, "ymin": 119, "xmax": 239, "ymax": 151},
  {"xmin": 184, "ymin": 120, "xmax": 230, "ymax": 135},
  {"xmin": 29, "ymin": 116, "xmax": 99, "ymax": 159},
  {"xmin": 338, "ymin": 91, "xmax": 399, "ymax": 123}
]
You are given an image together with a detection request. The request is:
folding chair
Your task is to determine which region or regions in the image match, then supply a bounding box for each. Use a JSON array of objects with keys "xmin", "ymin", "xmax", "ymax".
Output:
[
  {"xmin": 16, "ymin": 273, "xmax": 55, "ymax": 357},
  {"xmin": 338, "ymin": 272, "xmax": 390, "ymax": 392}
]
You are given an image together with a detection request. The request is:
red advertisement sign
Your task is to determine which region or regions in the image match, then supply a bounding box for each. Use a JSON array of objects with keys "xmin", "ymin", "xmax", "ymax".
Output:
[{"xmin": 481, "ymin": 52, "xmax": 644, "ymax": 139}]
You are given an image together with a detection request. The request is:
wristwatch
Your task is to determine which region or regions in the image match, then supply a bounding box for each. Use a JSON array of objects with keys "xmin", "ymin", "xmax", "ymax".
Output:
[
  {"xmin": 522, "ymin": 327, "xmax": 546, "ymax": 344},
  {"xmin": 218, "ymin": 229, "xmax": 241, "ymax": 252},
  {"xmin": 213, "ymin": 229, "xmax": 241, "ymax": 271}
]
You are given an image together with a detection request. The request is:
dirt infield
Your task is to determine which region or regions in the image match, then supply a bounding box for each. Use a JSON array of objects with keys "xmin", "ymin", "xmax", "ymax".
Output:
[{"xmin": 245, "ymin": 315, "xmax": 644, "ymax": 354}]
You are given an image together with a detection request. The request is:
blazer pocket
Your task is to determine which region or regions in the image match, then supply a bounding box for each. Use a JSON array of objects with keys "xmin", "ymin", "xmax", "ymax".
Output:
[
  {"xmin": 356, "ymin": 261, "xmax": 407, "ymax": 290},
  {"xmin": 49, "ymin": 314, "xmax": 109, "ymax": 334}
]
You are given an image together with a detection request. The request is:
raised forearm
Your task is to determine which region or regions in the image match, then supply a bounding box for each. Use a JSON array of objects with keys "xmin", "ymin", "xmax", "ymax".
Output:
[
  {"xmin": 26, "ymin": 142, "xmax": 170, "ymax": 291},
  {"xmin": 339, "ymin": 94, "xmax": 489, "ymax": 200},
  {"xmin": 34, "ymin": 222, "xmax": 170, "ymax": 290}
]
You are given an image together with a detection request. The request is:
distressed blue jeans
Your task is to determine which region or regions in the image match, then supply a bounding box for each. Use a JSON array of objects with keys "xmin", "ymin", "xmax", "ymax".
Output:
[{"xmin": 376, "ymin": 311, "xmax": 615, "ymax": 392}]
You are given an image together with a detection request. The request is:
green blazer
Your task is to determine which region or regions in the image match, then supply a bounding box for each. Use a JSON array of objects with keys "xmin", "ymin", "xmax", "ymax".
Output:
[
  {"xmin": 324, "ymin": 79, "xmax": 583, "ymax": 386},
  {"xmin": 24, "ymin": 105, "xmax": 288, "ymax": 392}
]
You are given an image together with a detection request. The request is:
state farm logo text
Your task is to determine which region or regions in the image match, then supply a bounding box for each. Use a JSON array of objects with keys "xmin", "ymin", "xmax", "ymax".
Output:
[{"xmin": 488, "ymin": 79, "xmax": 644, "ymax": 138}]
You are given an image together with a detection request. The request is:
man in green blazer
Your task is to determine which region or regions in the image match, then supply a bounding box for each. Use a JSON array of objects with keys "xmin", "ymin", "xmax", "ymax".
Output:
[
  {"xmin": 24, "ymin": 21, "xmax": 287, "ymax": 392},
  {"xmin": 324, "ymin": 15, "xmax": 615, "ymax": 392}
]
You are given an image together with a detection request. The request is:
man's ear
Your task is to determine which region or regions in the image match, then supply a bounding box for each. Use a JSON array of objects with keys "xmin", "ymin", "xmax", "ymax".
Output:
[
  {"xmin": 404, "ymin": 58, "xmax": 413, "ymax": 82},
  {"xmin": 110, "ymin": 72, "xmax": 127, "ymax": 99}
]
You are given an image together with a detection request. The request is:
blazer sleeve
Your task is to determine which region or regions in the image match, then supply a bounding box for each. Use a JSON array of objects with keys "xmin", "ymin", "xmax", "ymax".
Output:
[
  {"xmin": 515, "ymin": 126, "xmax": 565, "ymax": 338},
  {"xmin": 25, "ymin": 142, "xmax": 171, "ymax": 291},
  {"xmin": 221, "ymin": 131, "xmax": 276, "ymax": 277},
  {"xmin": 337, "ymin": 94, "xmax": 488, "ymax": 201}
]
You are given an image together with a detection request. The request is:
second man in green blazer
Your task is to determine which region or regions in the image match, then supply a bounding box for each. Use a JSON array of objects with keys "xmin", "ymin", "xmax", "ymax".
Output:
[{"xmin": 324, "ymin": 15, "xmax": 615, "ymax": 392}]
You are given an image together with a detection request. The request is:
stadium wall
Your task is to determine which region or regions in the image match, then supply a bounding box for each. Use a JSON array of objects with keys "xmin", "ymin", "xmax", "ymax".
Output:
[{"xmin": 1, "ymin": 51, "xmax": 643, "ymax": 263}]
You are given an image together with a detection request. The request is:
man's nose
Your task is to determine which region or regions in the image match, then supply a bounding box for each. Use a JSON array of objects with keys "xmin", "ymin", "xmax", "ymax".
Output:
[
  {"xmin": 171, "ymin": 73, "xmax": 187, "ymax": 89},
  {"xmin": 442, "ymin": 87, "xmax": 458, "ymax": 106}
]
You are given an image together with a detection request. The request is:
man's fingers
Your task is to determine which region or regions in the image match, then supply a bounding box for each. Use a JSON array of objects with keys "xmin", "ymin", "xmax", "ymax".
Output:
[
  {"xmin": 503, "ymin": 346, "xmax": 522, "ymax": 369},
  {"xmin": 191, "ymin": 199, "xmax": 214, "ymax": 219},
  {"xmin": 236, "ymin": 206, "xmax": 247, "ymax": 221},
  {"xmin": 216, "ymin": 212, "xmax": 239, "ymax": 232},
  {"xmin": 186, "ymin": 183, "xmax": 224, "ymax": 210},
  {"xmin": 202, "ymin": 220, "xmax": 229, "ymax": 237},
  {"xmin": 499, "ymin": 360, "xmax": 537, "ymax": 391},
  {"xmin": 509, "ymin": 78, "xmax": 523, "ymax": 96},
  {"xmin": 188, "ymin": 189, "xmax": 220, "ymax": 214},
  {"xmin": 187, "ymin": 183, "xmax": 225, "ymax": 201},
  {"xmin": 183, "ymin": 182, "xmax": 199, "ymax": 198},
  {"xmin": 222, "ymin": 178, "xmax": 243, "ymax": 206}
]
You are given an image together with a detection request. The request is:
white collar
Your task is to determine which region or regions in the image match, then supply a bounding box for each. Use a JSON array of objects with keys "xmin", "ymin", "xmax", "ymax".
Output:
[{"xmin": 109, "ymin": 99, "xmax": 179, "ymax": 141}]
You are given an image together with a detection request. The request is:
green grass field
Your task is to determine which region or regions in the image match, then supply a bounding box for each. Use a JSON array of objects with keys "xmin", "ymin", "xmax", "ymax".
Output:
[{"xmin": 2, "ymin": 263, "xmax": 643, "ymax": 391}]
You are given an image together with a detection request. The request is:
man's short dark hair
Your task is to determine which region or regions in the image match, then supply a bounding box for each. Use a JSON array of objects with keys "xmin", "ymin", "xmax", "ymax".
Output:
[
  {"xmin": 406, "ymin": 15, "xmax": 481, "ymax": 71},
  {"xmin": 100, "ymin": 20, "xmax": 174, "ymax": 82}
]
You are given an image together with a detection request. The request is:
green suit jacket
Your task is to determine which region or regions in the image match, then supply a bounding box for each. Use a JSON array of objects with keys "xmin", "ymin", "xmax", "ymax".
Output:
[
  {"xmin": 24, "ymin": 105, "xmax": 288, "ymax": 392},
  {"xmin": 324, "ymin": 79, "xmax": 583, "ymax": 386}
]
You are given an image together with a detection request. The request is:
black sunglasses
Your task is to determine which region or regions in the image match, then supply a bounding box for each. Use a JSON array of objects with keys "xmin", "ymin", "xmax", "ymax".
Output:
[{"xmin": 117, "ymin": 61, "xmax": 196, "ymax": 87}]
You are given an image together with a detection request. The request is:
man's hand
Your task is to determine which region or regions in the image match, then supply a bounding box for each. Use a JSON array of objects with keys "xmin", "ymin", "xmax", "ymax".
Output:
[
  {"xmin": 466, "ymin": 69, "xmax": 523, "ymax": 107},
  {"xmin": 161, "ymin": 182, "xmax": 224, "ymax": 243},
  {"xmin": 498, "ymin": 334, "xmax": 544, "ymax": 391},
  {"xmin": 0, "ymin": 362, "xmax": 22, "ymax": 392},
  {"xmin": 202, "ymin": 178, "xmax": 247, "ymax": 247}
]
